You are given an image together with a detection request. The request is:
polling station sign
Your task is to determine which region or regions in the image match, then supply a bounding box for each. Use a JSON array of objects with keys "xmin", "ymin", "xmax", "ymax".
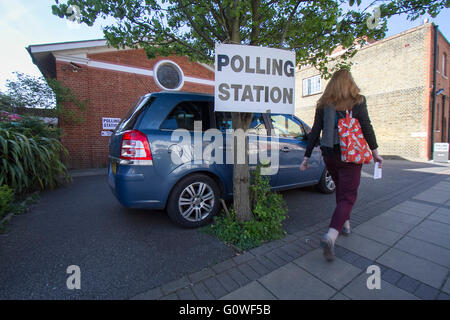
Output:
[
  {"xmin": 102, "ymin": 117, "xmax": 121, "ymax": 130},
  {"xmin": 215, "ymin": 43, "xmax": 295, "ymax": 114}
]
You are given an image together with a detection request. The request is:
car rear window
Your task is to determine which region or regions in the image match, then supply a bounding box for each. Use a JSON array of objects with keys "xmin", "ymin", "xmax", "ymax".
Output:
[
  {"xmin": 160, "ymin": 101, "xmax": 211, "ymax": 131},
  {"xmin": 115, "ymin": 96, "xmax": 154, "ymax": 132}
]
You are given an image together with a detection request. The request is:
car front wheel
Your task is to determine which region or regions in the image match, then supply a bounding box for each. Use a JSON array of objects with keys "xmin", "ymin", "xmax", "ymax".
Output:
[{"xmin": 167, "ymin": 174, "xmax": 220, "ymax": 227}]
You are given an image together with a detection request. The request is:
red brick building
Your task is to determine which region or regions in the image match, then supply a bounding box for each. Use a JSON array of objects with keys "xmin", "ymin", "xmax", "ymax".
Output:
[{"xmin": 28, "ymin": 39, "xmax": 214, "ymax": 168}]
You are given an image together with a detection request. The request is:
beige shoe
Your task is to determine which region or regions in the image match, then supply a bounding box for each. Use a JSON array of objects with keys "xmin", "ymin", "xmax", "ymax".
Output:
[
  {"xmin": 320, "ymin": 234, "xmax": 335, "ymax": 261},
  {"xmin": 341, "ymin": 226, "xmax": 351, "ymax": 236}
]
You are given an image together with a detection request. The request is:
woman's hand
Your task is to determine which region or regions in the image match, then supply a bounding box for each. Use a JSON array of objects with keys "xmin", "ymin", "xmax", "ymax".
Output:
[
  {"xmin": 372, "ymin": 149, "xmax": 383, "ymax": 168},
  {"xmin": 300, "ymin": 157, "xmax": 309, "ymax": 171}
]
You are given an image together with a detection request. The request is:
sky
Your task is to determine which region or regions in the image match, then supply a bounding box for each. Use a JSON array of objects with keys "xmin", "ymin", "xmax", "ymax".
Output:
[{"xmin": 1, "ymin": 0, "xmax": 449, "ymax": 91}]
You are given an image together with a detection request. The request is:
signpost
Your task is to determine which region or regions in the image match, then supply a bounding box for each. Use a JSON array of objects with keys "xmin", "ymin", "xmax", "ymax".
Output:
[{"xmin": 214, "ymin": 44, "xmax": 295, "ymax": 114}]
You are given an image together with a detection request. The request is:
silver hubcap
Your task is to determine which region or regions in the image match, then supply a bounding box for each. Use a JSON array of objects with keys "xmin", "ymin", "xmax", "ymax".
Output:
[
  {"xmin": 325, "ymin": 171, "xmax": 335, "ymax": 190},
  {"xmin": 178, "ymin": 182, "xmax": 215, "ymax": 222}
]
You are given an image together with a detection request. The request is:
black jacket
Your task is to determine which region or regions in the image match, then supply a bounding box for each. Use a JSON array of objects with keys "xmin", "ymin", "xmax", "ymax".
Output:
[{"xmin": 305, "ymin": 96, "xmax": 378, "ymax": 158}]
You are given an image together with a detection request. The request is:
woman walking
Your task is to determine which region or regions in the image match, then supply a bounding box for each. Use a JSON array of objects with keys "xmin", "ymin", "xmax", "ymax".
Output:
[{"xmin": 300, "ymin": 69, "xmax": 383, "ymax": 261}]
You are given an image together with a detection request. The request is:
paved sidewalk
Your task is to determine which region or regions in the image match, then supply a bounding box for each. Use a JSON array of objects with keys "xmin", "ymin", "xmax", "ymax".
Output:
[{"xmin": 131, "ymin": 175, "xmax": 450, "ymax": 300}]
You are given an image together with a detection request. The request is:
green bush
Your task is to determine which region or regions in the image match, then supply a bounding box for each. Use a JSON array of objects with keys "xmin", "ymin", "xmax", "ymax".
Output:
[
  {"xmin": 0, "ymin": 116, "xmax": 60, "ymax": 139},
  {"xmin": 203, "ymin": 166, "xmax": 288, "ymax": 250},
  {"xmin": 0, "ymin": 127, "xmax": 70, "ymax": 194},
  {"xmin": 0, "ymin": 185, "xmax": 14, "ymax": 219}
]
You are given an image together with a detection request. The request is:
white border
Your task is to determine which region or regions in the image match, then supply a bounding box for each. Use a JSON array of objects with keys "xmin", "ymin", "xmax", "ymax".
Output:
[
  {"xmin": 153, "ymin": 60, "xmax": 185, "ymax": 91},
  {"xmin": 54, "ymin": 55, "xmax": 214, "ymax": 86}
]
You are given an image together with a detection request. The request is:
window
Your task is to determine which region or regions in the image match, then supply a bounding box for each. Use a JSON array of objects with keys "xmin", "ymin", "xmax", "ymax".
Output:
[
  {"xmin": 248, "ymin": 114, "xmax": 267, "ymax": 135},
  {"xmin": 215, "ymin": 112, "xmax": 233, "ymax": 132},
  {"xmin": 302, "ymin": 75, "xmax": 322, "ymax": 96},
  {"xmin": 215, "ymin": 112, "xmax": 267, "ymax": 135},
  {"xmin": 443, "ymin": 53, "xmax": 447, "ymax": 77},
  {"xmin": 160, "ymin": 101, "xmax": 210, "ymax": 131},
  {"xmin": 436, "ymin": 46, "xmax": 439, "ymax": 71},
  {"xmin": 115, "ymin": 96, "xmax": 153, "ymax": 132},
  {"xmin": 154, "ymin": 60, "xmax": 184, "ymax": 90},
  {"xmin": 436, "ymin": 103, "xmax": 440, "ymax": 131},
  {"xmin": 270, "ymin": 114, "xmax": 305, "ymax": 139}
]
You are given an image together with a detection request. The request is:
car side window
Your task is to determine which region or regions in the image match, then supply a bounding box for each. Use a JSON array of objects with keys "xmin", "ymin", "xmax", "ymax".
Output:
[
  {"xmin": 160, "ymin": 101, "xmax": 211, "ymax": 131},
  {"xmin": 270, "ymin": 114, "xmax": 305, "ymax": 139},
  {"xmin": 215, "ymin": 112, "xmax": 267, "ymax": 135}
]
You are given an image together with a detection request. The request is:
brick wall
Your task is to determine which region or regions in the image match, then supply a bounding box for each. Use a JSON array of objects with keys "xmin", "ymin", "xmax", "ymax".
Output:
[
  {"xmin": 295, "ymin": 24, "xmax": 434, "ymax": 160},
  {"xmin": 57, "ymin": 50, "xmax": 214, "ymax": 168}
]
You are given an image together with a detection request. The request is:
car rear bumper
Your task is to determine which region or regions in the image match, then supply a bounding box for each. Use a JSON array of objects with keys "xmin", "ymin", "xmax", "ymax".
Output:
[{"xmin": 108, "ymin": 160, "xmax": 166, "ymax": 209}]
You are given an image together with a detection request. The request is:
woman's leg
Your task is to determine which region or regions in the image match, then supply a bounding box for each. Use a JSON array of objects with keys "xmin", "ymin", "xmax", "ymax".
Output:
[{"xmin": 329, "ymin": 162, "xmax": 362, "ymax": 232}]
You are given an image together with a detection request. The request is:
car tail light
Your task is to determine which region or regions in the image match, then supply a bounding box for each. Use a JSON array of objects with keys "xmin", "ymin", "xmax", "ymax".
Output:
[{"xmin": 120, "ymin": 130, "xmax": 152, "ymax": 165}]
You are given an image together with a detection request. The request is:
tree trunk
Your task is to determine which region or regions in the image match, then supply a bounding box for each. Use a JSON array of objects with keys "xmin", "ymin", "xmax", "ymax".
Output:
[
  {"xmin": 230, "ymin": 3, "xmax": 253, "ymax": 222},
  {"xmin": 231, "ymin": 112, "xmax": 253, "ymax": 222}
]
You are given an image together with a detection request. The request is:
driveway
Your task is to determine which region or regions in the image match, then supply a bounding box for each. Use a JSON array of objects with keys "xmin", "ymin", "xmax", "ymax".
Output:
[{"xmin": 0, "ymin": 159, "xmax": 448, "ymax": 299}]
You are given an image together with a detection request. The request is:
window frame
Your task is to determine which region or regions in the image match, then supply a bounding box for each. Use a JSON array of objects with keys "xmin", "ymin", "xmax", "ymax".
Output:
[{"xmin": 302, "ymin": 75, "xmax": 322, "ymax": 97}]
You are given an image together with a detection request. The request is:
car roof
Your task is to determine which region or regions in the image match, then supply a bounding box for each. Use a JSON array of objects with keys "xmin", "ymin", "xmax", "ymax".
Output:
[{"xmin": 146, "ymin": 91, "xmax": 213, "ymax": 98}]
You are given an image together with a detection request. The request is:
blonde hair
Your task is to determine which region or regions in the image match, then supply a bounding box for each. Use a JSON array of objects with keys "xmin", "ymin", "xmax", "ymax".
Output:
[{"xmin": 317, "ymin": 69, "xmax": 363, "ymax": 111}]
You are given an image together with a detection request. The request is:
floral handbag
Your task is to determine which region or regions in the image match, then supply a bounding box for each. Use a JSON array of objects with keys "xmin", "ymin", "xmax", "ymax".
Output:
[{"xmin": 337, "ymin": 110, "xmax": 373, "ymax": 164}]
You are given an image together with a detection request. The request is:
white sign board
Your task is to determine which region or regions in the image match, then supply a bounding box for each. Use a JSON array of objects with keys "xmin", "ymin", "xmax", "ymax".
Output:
[
  {"xmin": 101, "ymin": 131, "xmax": 113, "ymax": 137},
  {"xmin": 434, "ymin": 143, "xmax": 449, "ymax": 152},
  {"xmin": 214, "ymin": 44, "xmax": 295, "ymax": 114},
  {"xmin": 102, "ymin": 117, "xmax": 121, "ymax": 130},
  {"xmin": 433, "ymin": 142, "xmax": 449, "ymax": 163}
]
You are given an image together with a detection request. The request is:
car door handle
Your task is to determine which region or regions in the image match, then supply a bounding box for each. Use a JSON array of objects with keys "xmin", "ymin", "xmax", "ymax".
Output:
[{"xmin": 280, "ymin": 146, "xmax": 290, "ymax": 152}]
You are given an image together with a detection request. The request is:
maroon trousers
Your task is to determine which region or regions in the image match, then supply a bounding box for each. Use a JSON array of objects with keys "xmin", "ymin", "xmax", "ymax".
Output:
[{"xmin": 323, "ymin": 153, "xmax": 362, "ymax": 232}]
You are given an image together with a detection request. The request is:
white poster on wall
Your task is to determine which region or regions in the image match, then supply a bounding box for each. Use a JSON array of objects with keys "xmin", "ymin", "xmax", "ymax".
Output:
[
  {"xmin": 101, "ymin": 131, "xmax": 113, "ymax": 137},
  {"xmin": 102, "ymin": 117, "xmax": 121, "ymax": 130},
  {"xmin": 214, "ymin": 43, "xmax": 295, "ymax": 114}
]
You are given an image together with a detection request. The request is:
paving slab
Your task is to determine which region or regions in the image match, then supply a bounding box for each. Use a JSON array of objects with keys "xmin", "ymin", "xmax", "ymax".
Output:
[
  {"xmin": 429, "ymin": 181, "xmax": 450, "ymax": 192},
  {"xmin": 258, "ymin": 263, "xmax": 336, "ymax": 300},
  {"xmin": 434, "ymin": 207, "xmax": 450, "ymax": 216},
  {"xmin": 335, "ymin": 233, "xmax": 389, "ymax": 260},
  {"xmin": 428, "ymin": 212, "xmax": 450, "ymax": 225},
  {"xmin": 376, "ymin": 248, "xmax": 448, "ymax": 289},
  {"xmin": 379, "ymin": 210, "xmax": 423, "ymax": 225},
  {"xmin": 413, "ymin": 190, "xmax": 450, "ymax": 204},
  {"xmin": 394, "ymin": 236, "xmax": 450, "ymax": 268},
  {"xmin": 407, "ymin": 226, "xmax": 450, "ymax": 250},
  {"xmin": 367, "ymin": 215, "xmax": 416, "ymax": 234},
  {"xmin": 341, "ymin": 273, "xmax": 418, "ymax": 300},
  {"xmin": 443, "ymin": 277, "xmax": 450, "ymax": 295},
  {"xmin": 391, "ymin": 201, "xmax": 437, "ymax": 216},
  {"xmin": 220, "ymin": 281, "xmax": 277, "ymax": 300},
  {"xmin": 293, "ymin": 249, "xmax": 361, "ymax": 290},
  {"xmin": 330, "ymin": 293, "xmax": 351, "ymax": 300},
  {"xmin": 353, "ymin": 223, "xmax": 404, "ymax": 246},
  {"xmin": 417, "ymin": 219, "xmax": 450, "ymax": 235}
]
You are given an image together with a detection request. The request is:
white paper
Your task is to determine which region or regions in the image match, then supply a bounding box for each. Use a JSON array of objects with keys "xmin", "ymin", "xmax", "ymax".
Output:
[{"xmin": 373, "ymin": 162, "xmax": 382, "ymax": 180}]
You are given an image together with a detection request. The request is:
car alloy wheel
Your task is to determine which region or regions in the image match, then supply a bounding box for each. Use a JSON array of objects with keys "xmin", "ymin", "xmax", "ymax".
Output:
[
  {"xmin": 178, "ymin": 182, "xmax": 215, "ymax": 222},
  {"xmin": 325, "ymin": 171, "xmax": 335, "ymax": 191}
]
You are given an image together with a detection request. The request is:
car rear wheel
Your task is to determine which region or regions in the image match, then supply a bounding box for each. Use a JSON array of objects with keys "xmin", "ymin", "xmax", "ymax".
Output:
[
  {"xmin": 167, "ymin": 174, "xmax": 220, "ymax": 227},
  {"xmin": 317, "ymin": 169, "xmax": 335, "ymax": 194}
]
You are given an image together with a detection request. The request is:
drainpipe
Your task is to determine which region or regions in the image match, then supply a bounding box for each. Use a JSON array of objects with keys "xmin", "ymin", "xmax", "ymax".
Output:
[
  {"xmin": 442, "ymin": 95, "xmax": 446, "ymax": 142},
  {"xmin": 430, "ymin": 24, "xmax": 438, "ymax": 159}
]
